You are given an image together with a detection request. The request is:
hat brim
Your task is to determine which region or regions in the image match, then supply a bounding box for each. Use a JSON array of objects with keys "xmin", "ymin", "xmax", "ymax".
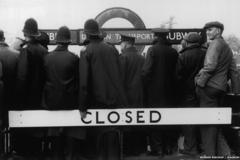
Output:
[
  {"xmin": 56, "ymin": 40, "xmax": 72, "ymax": 44},
  {"xmin": 23, "ymin": 30, "xmax": 41, "ymax": 37},
  {"xmin": 203, "ymin": 25, "xmax": 223, "ymax": 30},
  {"xmin": 84, "ymin": 30, "xmax": 101, "ymax": 36}
]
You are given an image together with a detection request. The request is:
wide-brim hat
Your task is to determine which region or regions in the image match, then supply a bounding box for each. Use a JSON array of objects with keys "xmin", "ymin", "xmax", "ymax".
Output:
[
  {"xmin": 84, "ymin": 19, "xmax": 101, "ymax": 36},
  {"xmin": 22, "ymin": 18, "xmax": 41, "ymax": 37},
  {"xmin": 203, "ymin": 21, "xmax": 224, "ymax": 31},
  {"xmin": 56, "ymin": 26, "xmax": 72, "ymax": 44}
]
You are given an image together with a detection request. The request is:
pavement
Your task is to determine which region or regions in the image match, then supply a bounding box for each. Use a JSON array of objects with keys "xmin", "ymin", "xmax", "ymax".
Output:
[
  {"xmin": 0, "ymin": 154, "xmax": 202, "ymax": 160},
  {"xmin": 124, "ymin": 154, "xmax": 201, "ymax": 160}
]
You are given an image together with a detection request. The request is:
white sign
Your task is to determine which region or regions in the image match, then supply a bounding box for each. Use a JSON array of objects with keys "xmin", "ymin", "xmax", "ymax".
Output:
[{"xmin": 9, "ymin": 108, "xmax": 232, "ymax": 128}]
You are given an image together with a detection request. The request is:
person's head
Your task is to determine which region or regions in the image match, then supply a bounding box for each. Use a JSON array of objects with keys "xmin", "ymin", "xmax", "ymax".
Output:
[
  {"xmin": 36, "ymin": 31, "xmax": 49, "ymax": 49},
  {"xmin": 183, "ymin": 32, "xmax": 202, "ymax": 48},
  {"xmin": 152, "ymin": 28, "xmax": 169, "ymax": 40},
  {"xmin": 180, "ymin": 39, "xmax": 187, "ymax": 49},
  {"xmin": 203, "ymin": 21, "xmax": 224, "ymax": 40},
  {"xmin": 120, "ymin": 34, "xmax": 135, "ymax": 51},
  {"xmin": 99, "ymin": 31, "xmax": 107, "ymax": 40},
  {"xmin": 0, "ymin": 30, "xmax": 5, "ymax": 42},
  {"xmin": 84, "ymin": 19, "xmax": 101, "ymax": 40},
  {"xmin": 56, "ymin": 26, "xmax": 71, "ymax": 45},
  {"xmin": 22, "ymin": 18, "xmax": 40, "ymax": 42}
]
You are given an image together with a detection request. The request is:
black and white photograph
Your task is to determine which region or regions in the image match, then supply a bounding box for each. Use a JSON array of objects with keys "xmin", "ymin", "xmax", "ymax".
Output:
[{"xmin": 0, "ymin": 0, "xmax": 240, "ymax": 159}]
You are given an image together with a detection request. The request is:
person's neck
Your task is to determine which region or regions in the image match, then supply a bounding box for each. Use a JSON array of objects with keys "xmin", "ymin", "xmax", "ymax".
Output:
[{"xmin": 214, "ymin": 34, "xmax": 222, "ymax": 40}]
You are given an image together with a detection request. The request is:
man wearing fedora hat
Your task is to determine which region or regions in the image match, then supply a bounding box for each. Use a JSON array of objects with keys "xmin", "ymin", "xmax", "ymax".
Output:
[
  {"xmin": 142, "ymin": 28, "xmax": 178, "ymax": 156},
  {"xmin": 195, "ymin": 21, "xmax": 239, "ymax": 157},
  {"xmin": 177, "ymin": 32, "xmax": 206, "ymax": 156},
  {"xmin": 79, "ymin": 19, "xmax": 127, "ymax": 160},
  {"xmin": 13, "ymin": 18, "xmax": 48, "ymax": 157}
]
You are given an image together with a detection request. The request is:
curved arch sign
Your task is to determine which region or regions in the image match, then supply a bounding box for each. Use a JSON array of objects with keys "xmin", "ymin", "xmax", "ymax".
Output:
[
  {"xmin": 94, "ymin": 7, "xmax": 146, "ymax": 53},
  {"xmin": 95, "ymin": 7, "xmax": 146, "ymax": 29},
  {"xmin": 40, "ymin": 7, "xmax": 206, "ymax": 50}
]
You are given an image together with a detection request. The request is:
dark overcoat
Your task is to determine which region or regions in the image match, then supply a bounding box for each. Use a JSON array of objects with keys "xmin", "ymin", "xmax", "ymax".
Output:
[
  {"xmin": 0, "ymin": 42, "xmax": 18, "ymax": 127},
  {"xmin": 0, "ymin": 61, "xmax": 3, "ymax": 125},
  {"xmin": 16, "ymin": 40, "xmax": 48, "ymax": 109},
  {"xmin": 44, "ymin": 45, "xmax": 79, "ymax": 109},
  {"xmin": 177, "ymin": 44, "xmax": 206, "ymax": 106},
  {"xmin": 79, "ymin": 39, "xmax": 127, "ymax": 111},
  {"xmin": 142, "ymin": 39, "xmax": 178, "ymax": 107},
  {"xmin": 120, "ymin": 46, "xmax": 145, "ymax": 107},
  {"xmin": 0, "ymin": 42, "xmax": 18, "ymax": 109}
]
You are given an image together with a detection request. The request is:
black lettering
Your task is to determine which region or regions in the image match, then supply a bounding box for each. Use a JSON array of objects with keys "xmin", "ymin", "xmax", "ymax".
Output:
[
  {"xmin": 125, "ymin": 111, "xmax": 132, "ymax": 123},
  {"xmin": 108, "ymin": 111, "xmax": 120, "ymax": 124},
  {"xmin": 137, "ymin": 110, "xmax": 145, "ymax": 123},
  {"xmin": 150, "ymin": 110, "xmax": 161, "ymax": 123},
  {"xmin": 96, "ymin": 111, "xmax": 105, "ymax": 124},
  {"xmin": 81, "ymin": 111, "xmax": 92, "ymax": 124}
]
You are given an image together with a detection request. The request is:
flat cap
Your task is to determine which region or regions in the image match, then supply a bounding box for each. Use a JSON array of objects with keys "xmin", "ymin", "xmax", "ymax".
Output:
[
  {"xmin": 120, "ymin": 34, "xmax": 135, "ymax": 43},
  {"xmin": 183, "ymin": 32, "xmax": 201, "ymax": 43},
  {"xmin": 204, "ymin": 21, "xmax": 224, "ymax": 30}
]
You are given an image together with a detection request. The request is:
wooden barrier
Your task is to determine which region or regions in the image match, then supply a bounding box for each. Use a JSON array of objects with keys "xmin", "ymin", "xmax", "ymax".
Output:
[{"xmin": 9, "ymin": 108, "xmax": 232, "ymax": 128}]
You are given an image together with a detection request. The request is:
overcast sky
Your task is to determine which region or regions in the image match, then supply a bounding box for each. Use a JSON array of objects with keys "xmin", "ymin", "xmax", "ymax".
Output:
[{"xmin": 1, "ymin": 0, "xmax": 240, "ymax": 47}]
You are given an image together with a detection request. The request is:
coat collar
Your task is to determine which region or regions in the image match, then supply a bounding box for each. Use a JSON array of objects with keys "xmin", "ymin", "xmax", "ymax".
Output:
[
  {"xmin": 0, "ymin": 42, "xmax": 9, "ymax": 47},
  {"xmin": 122, "ymin": 46, "xmax": 137, "ymax": 54},
  {"xmin": 54, "ymin": 45, "xmax": 68, "ymax": 52},
  {"xmin": 153, "ymin": 37, "xmax": 171, "ymax": 46},
  {"xmin": 179, "ymin": 44, "xmax": 200, "ymax": 53}
]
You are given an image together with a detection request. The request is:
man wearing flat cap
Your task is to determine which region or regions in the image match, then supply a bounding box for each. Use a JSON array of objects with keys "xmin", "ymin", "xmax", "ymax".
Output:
[
  {"xmin": 177, "ymin": 32, "xmax": 206, "ymax": 156},
  {"xmin": 142, "ymin": 28, "xmax": 178, "ymax": 156},
  {"xmin": 119, "ymin": 34, "xmax": 145, "ymax": 155},
  {"xmin": 195, "ymin": 21, "xmax": 239, "ymax": 156}
]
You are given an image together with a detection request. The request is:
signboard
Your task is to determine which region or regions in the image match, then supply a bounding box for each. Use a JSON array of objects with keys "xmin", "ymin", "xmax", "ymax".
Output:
[
  {"xmin": 9, "ymin": 108, "xmax": 231, "ymax": 128},
  {"xmin": 40, "ymin": 29, "xmax": 79, "ymax": 45},
  {"xmin": 41, "ymin": 28, "xmax": 205, "ymax": 45}
]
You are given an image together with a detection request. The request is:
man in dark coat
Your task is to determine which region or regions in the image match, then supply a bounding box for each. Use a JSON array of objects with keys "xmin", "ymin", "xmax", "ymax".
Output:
[
  {"xmin": 0, "ymin": 30, "xmax": 18, "ymax": 154},
  {"xmin": 44, "ymin": 26, "xmax": 83, "ymax": 160},
  {"xmin": 119, "ymin": 34, "xmax": 146, "ymax": 155},
  {"xmin": 16, "ymin": 18, "xmax": 48, "ymax": 109},
  {"xmin": 79, "ymin": 19, "xmax": 127, "ymax": 160},
  {"xmin": 176, "ymin": 32, "xmax": 206, "ymax": 156},
  {"xmin": 142, "ymin": 28, "xmax": 178, "ymax": 107},
  {"xmin": 13, "ymin": 18, "xmax": 48, "ymax": 157},
  {"xmin": 120, "ymin": 34, "xmax": 145, "ymax": 107},
  {"xmin": 44, "ymin": 26, "xmax": 78, "ymax": 109},
  {"xmin": 0, "ymin": 30, "xmax": 18, "ymax": 124},
  {"xmin": 0, "ymin": 60, "xmax": 3, "ymax": 154},
  {"xmin": 142, "ymin": 28, "xmax": 178, "ymax": 156}
]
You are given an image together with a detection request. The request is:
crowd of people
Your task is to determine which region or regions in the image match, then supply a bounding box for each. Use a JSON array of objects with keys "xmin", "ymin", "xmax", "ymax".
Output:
[{"xmin": 0, "ymin": 17, "xmax": 239, "ymax": 160}]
